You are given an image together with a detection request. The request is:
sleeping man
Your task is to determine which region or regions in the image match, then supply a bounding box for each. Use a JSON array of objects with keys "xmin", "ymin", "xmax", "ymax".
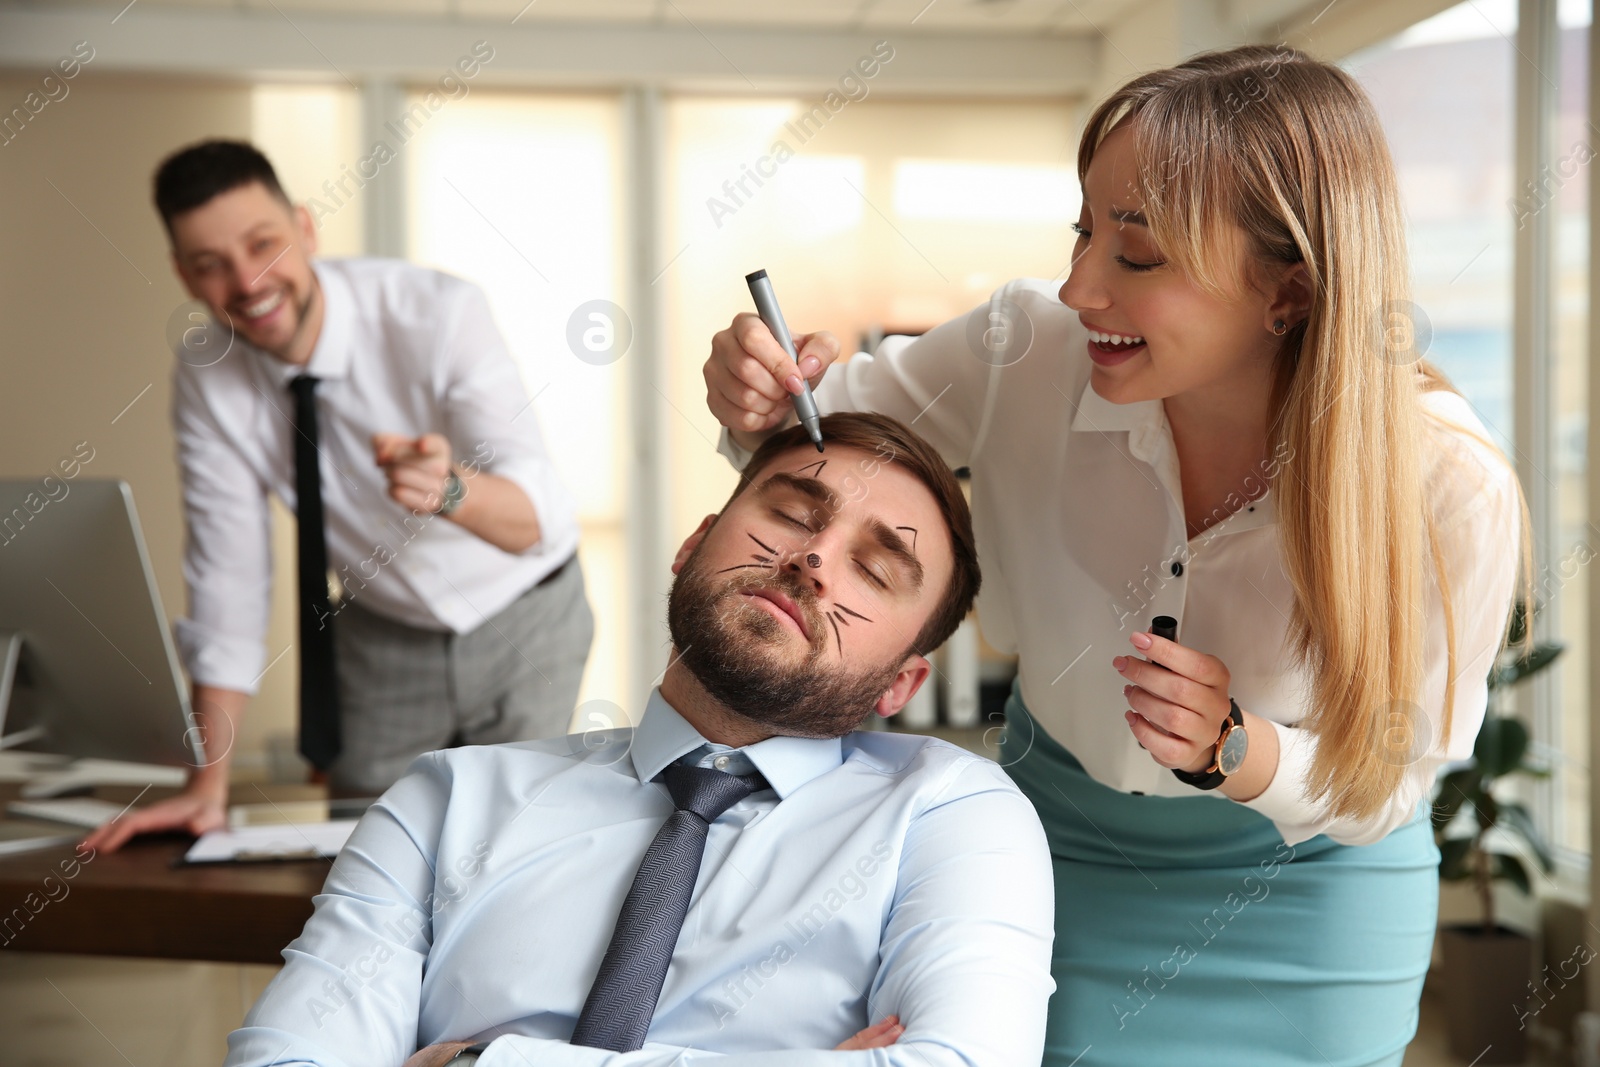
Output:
[{"xmin": 225, "ymin": 411, "xmax": 1055, "ymax": 1067}]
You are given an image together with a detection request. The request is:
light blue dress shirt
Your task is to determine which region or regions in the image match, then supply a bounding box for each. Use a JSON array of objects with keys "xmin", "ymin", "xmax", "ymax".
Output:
[{"xmin": 225, "ymin": 688, "xmax": 1055, "ymax": 1066}]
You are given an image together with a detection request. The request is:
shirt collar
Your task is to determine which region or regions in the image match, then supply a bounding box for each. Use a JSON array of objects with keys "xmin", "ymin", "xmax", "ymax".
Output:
[
  {"xmin": 628, "ymin": 687, "xmax": 844, "ymax": 801},
  {"xmin": 1066, "ymin": 376, "xmax": 1278, "ymax": 536},
  {"xmin": 256, "ymin": 258, "xmax": 354, "ymax": 388},
  {"xmin": 1068, "ymin": 375, "xmax": 1161, "ymax": 436}
]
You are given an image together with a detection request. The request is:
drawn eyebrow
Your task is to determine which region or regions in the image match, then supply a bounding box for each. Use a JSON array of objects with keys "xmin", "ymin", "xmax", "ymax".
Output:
[
  {"xmin": 865, "ymin": 519, "xmax": 923, "ymax": 590},
  {"xmin": 794, "ymin": 460, "xmax": 827, "ymax": 478},
  {"xmin": 896, "ymin": 526, "xmax": 919, "ymax": 554},
  {"xmin": 758, "ymin": 472, "xmax": 838, "ymax": 513},
  {"xmin": 760, "ymin": 474, "xmax": 923, "ymax": 590}
]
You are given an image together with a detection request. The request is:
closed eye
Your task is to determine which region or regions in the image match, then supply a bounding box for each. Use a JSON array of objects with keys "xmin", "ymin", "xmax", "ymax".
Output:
[
  {"xmin": 775, "ymin": 510, "xmax": 814, "ymax": 532},
  {"xmin": 1070, "ymin": 222, "xmax": 1163, "ymax": 273},
  {"xmin": 856, "ymin": 562, "xmax": 888, "ymax": 589}
]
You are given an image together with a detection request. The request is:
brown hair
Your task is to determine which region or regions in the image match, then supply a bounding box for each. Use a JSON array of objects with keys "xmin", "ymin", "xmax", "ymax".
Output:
[
  {"xmin": 1080, "ymin": 44, "xmax": 1532, "ymax": 821},
  {"xmin": 730, "ymin": 412, "xmax": 981, "ymax": 656},
  {"xmin": 153, "ymin": 139, "xmax": 291, "ymax": 239}
]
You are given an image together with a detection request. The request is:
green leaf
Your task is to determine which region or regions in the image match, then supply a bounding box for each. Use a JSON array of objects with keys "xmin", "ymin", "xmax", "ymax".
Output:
[
  {"xmin": 1474, "ymin": 792, "xmax": 1500, "ymax": 832},
  {"xmin": 1431, "ymin": 768, "xmax": 1480, "ymax": 831},
  {"xmin": 1505, "ymin": 600, "xmax": 1530, "ymax": 647},
  {"xmin": 1497, "ymin": 803, "xmax": 1555, "ymax": 873},
  {"xmin": 1475, "ymin": 717, "xmax": 1530, "ymax": 779},
  {"xmin": 1438, "ymin": 836, "xmax": 1475, "ymax": 881},
  {"xmin": 1494, "ymin": 852, "xmax": 1533, "ymax": 895},
  {"xmin": 1490, "ymin": 643, "xmax": 1565, "ymax": 689},
  {"xmin": 1524, "ymin": 641, "xmax": 1565, "ymax": 675}
]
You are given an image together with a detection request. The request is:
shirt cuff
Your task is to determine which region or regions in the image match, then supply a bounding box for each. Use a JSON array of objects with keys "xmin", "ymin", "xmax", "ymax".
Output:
[
  {"xmin": 716, "ymin": 425, "xmax": 755, "ymax": 471},
  {"xmin": 1236, "ymin": 719, "xmax": 1322, "ymax": 846},
  {"xmin": 174, "ymin": 617, "xmax": 266, "ymax": 695},
  {"xmin": 484, "ymin": 459, "xmax": 579, "ymax": 558}
]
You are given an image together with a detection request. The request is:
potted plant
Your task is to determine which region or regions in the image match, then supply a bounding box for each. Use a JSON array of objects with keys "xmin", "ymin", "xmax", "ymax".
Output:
[{"xmin": 1431, "ymin": 600, "xmax": 1562, "ymax": 1064}]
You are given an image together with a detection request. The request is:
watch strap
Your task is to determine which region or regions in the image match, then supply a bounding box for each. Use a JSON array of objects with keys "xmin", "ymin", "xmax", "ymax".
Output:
[
  {"xmin": 436, "ymin": 470, "xmax": 466, "ymax": 515},
  {"xmin": 1171, "ymin": 699, "xmax": 1243, "ymax": 791}
]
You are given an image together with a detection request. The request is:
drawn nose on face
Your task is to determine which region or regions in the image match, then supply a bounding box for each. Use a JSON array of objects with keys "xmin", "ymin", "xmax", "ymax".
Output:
[{"xmin": 806, "ymin": 552, "xmax": 822, "ymax": 569}]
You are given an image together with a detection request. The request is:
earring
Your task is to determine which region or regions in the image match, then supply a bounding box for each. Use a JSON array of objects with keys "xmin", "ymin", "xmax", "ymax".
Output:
[{"xmin": 1271, "ymin": 319, "xmax": 1288, "ymax": 336}]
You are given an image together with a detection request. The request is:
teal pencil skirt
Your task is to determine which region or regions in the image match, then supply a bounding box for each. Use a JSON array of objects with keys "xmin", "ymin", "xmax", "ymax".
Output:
[{"xmin": 999, "ymin": 679, "xmax": 1438, "ymax": 1067}]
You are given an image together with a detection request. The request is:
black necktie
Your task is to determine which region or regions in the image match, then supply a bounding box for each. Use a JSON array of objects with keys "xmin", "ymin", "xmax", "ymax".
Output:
[
  {"xmin": 570, "ymin": 761, "xmax": 766, "ymax": 1051},
  {"xmin": 289, "ymin": 375, "xmax": 341, "ymax": 770}
]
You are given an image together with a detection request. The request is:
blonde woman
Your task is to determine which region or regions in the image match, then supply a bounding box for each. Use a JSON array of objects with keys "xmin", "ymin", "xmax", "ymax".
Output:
[{"xmin": 702, "ymin": 44, "xmax": 1532, "ymax": 1065}]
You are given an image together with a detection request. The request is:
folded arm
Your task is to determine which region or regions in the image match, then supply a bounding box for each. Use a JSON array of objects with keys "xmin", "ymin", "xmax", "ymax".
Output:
[
  {"xmin": 473, "ymin": 759, "xmax": 1056, "ymax": 1067},
  {"xmin": 227, "ymin": 754, "xmax": 1054, "ymax": 1067}
]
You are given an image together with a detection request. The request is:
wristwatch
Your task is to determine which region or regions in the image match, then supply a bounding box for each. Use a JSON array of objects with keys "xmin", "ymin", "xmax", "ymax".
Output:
[
  {"xmin": 448, "ymin": 1041, "xmax": 492, "ymax": 1064},
  {"xmin": 435, "ymin": 470, "xmax": 467, "ymax": 516},
  {"xmin": 1171, "ymin": 699, "xmax": 1247, "ymax": 790}
]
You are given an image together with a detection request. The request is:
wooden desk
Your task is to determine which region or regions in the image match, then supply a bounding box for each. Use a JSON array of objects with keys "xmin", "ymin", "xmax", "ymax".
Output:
[{"xmin": 0, "ymin": 783, "xmax": 331, "ymax": 965}]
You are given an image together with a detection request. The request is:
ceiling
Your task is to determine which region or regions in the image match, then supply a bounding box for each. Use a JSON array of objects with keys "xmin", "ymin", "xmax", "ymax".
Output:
[
  {"xmin": 0, "ymin": 0, "xmax": 1186, "ymax": 38},
  {"xmin": 0, "ymin": 0, "xmax": 1438, "ymax": 93}
]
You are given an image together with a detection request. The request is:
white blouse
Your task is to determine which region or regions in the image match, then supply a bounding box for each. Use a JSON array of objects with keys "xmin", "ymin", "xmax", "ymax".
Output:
[{"xmin": 718, "ymin": 277, "xmax": 1521, "ymax": 847}]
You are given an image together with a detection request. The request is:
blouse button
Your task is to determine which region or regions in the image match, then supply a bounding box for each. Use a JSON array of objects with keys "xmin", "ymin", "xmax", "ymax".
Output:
[{"xmin": 1170, "ymin": 561, "xmax": 1183, "ymax": 577}]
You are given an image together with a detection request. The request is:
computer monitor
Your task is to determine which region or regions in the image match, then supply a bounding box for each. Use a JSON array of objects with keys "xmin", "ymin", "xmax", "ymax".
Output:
[{"xmin": 0, "ymin": 478, "xmax": 202, "ymax": 768}]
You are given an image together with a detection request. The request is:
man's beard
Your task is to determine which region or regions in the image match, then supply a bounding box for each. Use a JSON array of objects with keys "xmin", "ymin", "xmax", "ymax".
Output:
[
  {"xmin": 666, "ymin": 537, "xmax": 912, "ymax": 739},
  {"xmin": 239, "ymin": 275, "xmax": 319, "ymax": 361}
]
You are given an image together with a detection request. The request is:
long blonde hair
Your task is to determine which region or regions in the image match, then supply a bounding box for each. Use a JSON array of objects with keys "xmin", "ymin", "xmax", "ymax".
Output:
[{"xmin": 1079, "ymin": 44, "xmax": 1535, "ymax": 821}]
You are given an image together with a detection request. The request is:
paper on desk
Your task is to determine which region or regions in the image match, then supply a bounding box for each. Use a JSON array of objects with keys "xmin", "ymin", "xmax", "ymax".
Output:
[
  {"xmin": 183, "ymin": 819, "xmax": 358, "ymax": 864},
  {"xmin": 0, "ymin": 823, "xmax": 77, "ymax": 858}
]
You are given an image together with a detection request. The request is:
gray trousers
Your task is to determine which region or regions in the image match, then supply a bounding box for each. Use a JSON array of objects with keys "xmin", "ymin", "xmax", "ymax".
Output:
[{"xmin": 326, "ymin": 554, "xmax": 594, "ymax": 797}]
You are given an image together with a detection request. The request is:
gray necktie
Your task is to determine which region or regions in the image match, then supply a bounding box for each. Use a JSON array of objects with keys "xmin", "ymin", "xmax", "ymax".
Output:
[{"xmin": 570, "ymin": 760, "xmax": 766, "ymax": 1051}]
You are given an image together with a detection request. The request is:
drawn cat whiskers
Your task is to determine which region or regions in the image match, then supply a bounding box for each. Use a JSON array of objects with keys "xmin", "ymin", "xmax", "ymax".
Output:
[
  {"xmin": 821, "ymin": 598, "xmax": 875, "ymax": 653},
  {"xmin": 715, "ymin": 532, "xmax": 783, "ymax": 577},
  {"xmin": 715, "ymin": 561, "xmax": 772, "ymax": 575},
  {"xmin": 716, "ymin": 529, "xmax": 880, "ymax": 654}
]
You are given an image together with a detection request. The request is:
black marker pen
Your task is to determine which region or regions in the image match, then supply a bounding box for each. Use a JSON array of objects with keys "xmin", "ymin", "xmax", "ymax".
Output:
[
  {"xmin": 746, "ymin": 268, "xmax": 823, "ymax": 452},
  {"xmin": 1127, "ymin": 615, "xmax": 1179, "ymax": 788},
  {"xmin": 1148, "ymin": 615, "xmax": 1177, "ymax": 668}
]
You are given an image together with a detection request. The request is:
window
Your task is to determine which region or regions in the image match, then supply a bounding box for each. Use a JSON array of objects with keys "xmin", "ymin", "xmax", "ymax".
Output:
[
  {"xmin": 404, "ymin": 91, "xmax": 630, "ymax": 720},
  {"xmin": 1346, "ymin": 0, "xmax": 1591, "ymax": 868},
  {"xmin": 662, "ymin": 95, "xmax": 1081, "ymax": 542},
  {"xmin": 1343, "ymin": 1, "xmax": 1518, "ymax": 448},
  {"xmin": 1550, "ymin": 0, "xmax": 1589, "ymax": 862}
]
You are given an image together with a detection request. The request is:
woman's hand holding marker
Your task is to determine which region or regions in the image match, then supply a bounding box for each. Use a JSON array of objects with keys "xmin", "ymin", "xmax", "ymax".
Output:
[
  {"xmin": 1113, "ymin": 630, "xmax": 1235, "ymax": 775},
  {"xmin": 705, "ymin": 313, "xmax": 840, "ymax": 445}
]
